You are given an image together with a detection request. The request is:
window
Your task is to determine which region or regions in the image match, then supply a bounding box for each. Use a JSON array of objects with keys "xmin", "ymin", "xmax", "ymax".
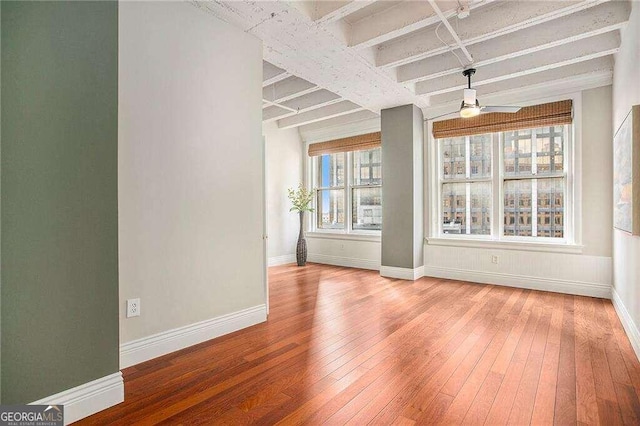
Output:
[
  {"xmin": 441, "ymin": 135, "xmax": 492, "ymax": 235},
  {"xmin": 503, "ymin": 126, "xmax": 566, "ymax": 238},
  {"xmin": 352, "ymin": 148, "xmax": 382, "ymax": 230},
  {"xmin": 311, "ymin": 147, "xmax": 382, "ymax": 232},
  {"xmin": 436, "ymin": 124, "xmax": 570, "ymax": 242},
  {"xmin": 315, "ymin": 153, "xmax": 345, "ymax": 229}
]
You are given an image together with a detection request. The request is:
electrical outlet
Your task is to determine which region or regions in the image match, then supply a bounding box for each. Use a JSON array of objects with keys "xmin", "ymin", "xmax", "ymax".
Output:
[
  {"xmin": 491, "ymin": 255, "xmax": 499, "ymax": 264},
  {"xmin": 127, "ymin": 298, "xmax": 141, "ymax": 318}
]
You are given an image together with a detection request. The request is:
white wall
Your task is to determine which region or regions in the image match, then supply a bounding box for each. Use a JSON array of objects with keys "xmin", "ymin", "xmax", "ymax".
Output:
[
  {"xmin": 582, "ymin": 85, "xmax": 613, "ymax": 258},
  {"xmin": 612, "ymin": 2, "xmax": 640, "ymax": 358},
  {"xmin": 424, "ymin": 87, "xmax": 613, "ymax": 298},
  {"xmin": 263, "ymin": 122, "xmax": 303, "ymax": 264},
  {"xmin": 119, "ymin": 2, "xmax": 265, "ymax": 344}
]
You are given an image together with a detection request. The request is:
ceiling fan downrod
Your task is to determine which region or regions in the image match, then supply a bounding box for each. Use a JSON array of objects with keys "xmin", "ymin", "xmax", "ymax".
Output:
[{"xmin": 462, "ymin": 67, "xmax": 476, "ymax": 89}]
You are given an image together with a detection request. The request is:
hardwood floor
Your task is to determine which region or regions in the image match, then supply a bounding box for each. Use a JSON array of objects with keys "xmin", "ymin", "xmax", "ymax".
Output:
[{"xmin": 77, "ymin": 263, "xmax": 640, "ymax": 425}]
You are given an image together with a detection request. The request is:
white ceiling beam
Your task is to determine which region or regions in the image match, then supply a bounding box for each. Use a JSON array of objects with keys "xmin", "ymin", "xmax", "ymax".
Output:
[
  {"xmin": 427, "ymin": 0, "xmax": 473, "ymax": 63},
  {"xmin": 195, "ymin": 0, "xmax": 428, "ymax": 112},
  {"xmin": 314, "ymin": 0, "xmax": 376, "ymax": 25},
  {"xmin": 397, "ymin": 1, "xmax": 630, "ymax": 84},
  {"xmin": 428, "ymin": 56, "xmax": 613, "ymax": 106},
  {"xmin": 263, "ymin": 76, "xmax": 320, "ymax": 103},
  {"xmin": 263, "ymin": 105, "xmax": 291, "ymax": 121},
  {"xmin": 349, "ymin": 1, "xmax": 438, "ymax": 49},
  {"xmin": 277, "ymin": 101, "xmax": 364, "ymax": 129},
  {"xmin": 297, "ymin": 110, "xmax": 380, "ymax": 134},
  {"xmin": 263, "ymin": 71, "xmax": 290, "ymax": 87},
  {"xmin": 263, "ymin": 61, "xmax": 289, "ymax": 87},
  {"xmin": 416, "ymin": 32, "xmax": 620, "ymax": 96},
  {"xmin": 262, "ymin": 90, "xmax": 344, "ymax": 122},
  {"xmin": 377, "ymin": 0, "xmax": 607, "ymax": 69},
  {"xmin": 280, "ymin": 89, "xmax": 342, "ymax": 111},
  {"xmin": 349, "ymin": 0, "xmax": 492, "ymax": 49},
  {"xmin": 262, "ymin": 98, "xmax": 297, "ymax": 113}
]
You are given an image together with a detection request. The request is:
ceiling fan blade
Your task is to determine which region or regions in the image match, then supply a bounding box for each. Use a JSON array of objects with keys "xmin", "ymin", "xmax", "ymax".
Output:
[
  {"xmin": 480, "ymin": 105, "xmax": 522, "ymax": 113},
  {"xmin": 426, "ymin": 110, "xmax": 459, "ymax": 121}
]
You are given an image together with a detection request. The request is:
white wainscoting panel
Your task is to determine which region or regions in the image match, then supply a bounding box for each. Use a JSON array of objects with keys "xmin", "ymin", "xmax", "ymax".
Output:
[
  {"xmin": 424, "ymin": 245, "xmax": 611, "ymax": 298},
  {"xmin": 307, "ymin": 236, "xmax": 380, "ymax": 271},
  {"xmin": 307, "ymin": 253, "xmax": 380, "ymax": 270}
]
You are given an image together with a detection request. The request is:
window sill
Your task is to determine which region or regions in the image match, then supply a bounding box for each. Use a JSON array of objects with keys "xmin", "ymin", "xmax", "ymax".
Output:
[
  {"xmin": 425, "ymin": 237, "xmax": 584, "ymax": 254},
  {"xmin": 306, "ymin": 231, "xmax": 381, "ymax": 242}
]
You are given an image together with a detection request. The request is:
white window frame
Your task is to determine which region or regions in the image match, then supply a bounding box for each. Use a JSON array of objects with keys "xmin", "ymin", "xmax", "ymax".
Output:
[
  {"xmin": 307, "ymin": 149, "xmax": 382, "ymax": 237},
  {"xmin": 426, "ymin": 93, "xmax": 583, "ymax": 253}
]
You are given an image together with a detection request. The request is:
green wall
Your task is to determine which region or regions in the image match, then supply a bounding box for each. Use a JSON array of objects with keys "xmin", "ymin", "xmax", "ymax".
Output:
[{"xmin": 1, "ymin": 1, "xmax": 119, "ymax": 403}]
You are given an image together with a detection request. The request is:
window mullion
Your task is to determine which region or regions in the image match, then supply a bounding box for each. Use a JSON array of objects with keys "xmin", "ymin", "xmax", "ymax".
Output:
[
  {"xmin": 465, "ymin": 136, "xmax": 471, "ymax": 179},
  {"xmin": 565, "ymin": 124, "xmax": 572, "ymax": 243},
  {"xmin": 532, "ymin": 178, "xmax": 538, "ymax": 237},
  {"xmin": 531, "ymin": 131, "xmax": 537, "ymax": 238},
  {"xmin": 345, "ymin": 152, "xmax": 351, "ymax": 233},
  {"xmin": 494, "ymin": 132, "xmax": 502, "ymax": 240},
  {"xmin": 437, "ymin": 140, "xmax": 443, "ymax": 237},
  {"xmin": 532, "ymin": 131, "xmax": 538, "ymax": 176},
  {"xmin": 311, "ymin": 156, "xmax": 317, "ymax": 232}
]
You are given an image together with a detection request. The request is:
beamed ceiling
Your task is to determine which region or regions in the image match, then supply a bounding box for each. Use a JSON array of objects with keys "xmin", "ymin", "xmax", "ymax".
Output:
[{"xmin": 193, "ymin": 0, "xmax": 631, "ymax": 131}]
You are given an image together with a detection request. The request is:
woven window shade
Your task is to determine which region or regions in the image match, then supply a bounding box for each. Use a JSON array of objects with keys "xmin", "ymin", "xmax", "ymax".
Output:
[
  {"xmin": 432, "ymin": 100, "xmax": 573, "ymax": 139},
  {"xmin": 308, "ymin": 132, "xmax": 381, "ymax": 156}
]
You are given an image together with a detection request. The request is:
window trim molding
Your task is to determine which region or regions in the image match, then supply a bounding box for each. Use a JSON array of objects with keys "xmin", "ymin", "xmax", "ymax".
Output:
[
  {"xmin": 306, "ymin": 231, "xmax": 381, "ymax": 242},
  {"xmin": 425, "ymin": 92, "xmax": 583, "ymax": 249},
  {"xmin": 425, "ymin": 237, "xmax": 584, "ymax": 254}
]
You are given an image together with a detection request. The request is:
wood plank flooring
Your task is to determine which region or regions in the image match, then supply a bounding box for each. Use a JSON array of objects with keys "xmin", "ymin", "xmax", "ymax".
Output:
[{"xmin": 77, "ymin": 263, "xmax": 640, "ymax": 425}]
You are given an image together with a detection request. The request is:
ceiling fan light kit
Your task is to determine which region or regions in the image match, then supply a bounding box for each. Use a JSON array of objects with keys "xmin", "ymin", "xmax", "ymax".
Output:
[
  {"xmin": 460, "ymin": 85, "xmax": 480, "ymax": 117},
  {"xmin": 460, "ymin": 68, "xmax": 480, "ymax": 118},
  {"xmin": 460, "ymin": 101, "xmax": 481, "ymax": 118},
  {"xmin": 427, "ymin": 68, "xmax": 523, "ymax": 122}
]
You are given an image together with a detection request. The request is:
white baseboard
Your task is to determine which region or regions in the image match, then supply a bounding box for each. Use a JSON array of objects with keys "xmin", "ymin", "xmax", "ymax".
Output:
[
  {"xmin": 268, "ymin": 254, "xmax": 296, "ymax": 266},
  {"xmin": 120, "ymin": 304, "xmax": 267, "ymax": 369},
  {"xmin": 380, "ymin": 265, "xmax": 425, "ymax": 281},
  {"xmin": 31, "ymin": 372, "xmax": 123, "ymax": 425},
  {"xmin": 423, "ymin": 265, "xmax": 611, "ymax": 299},
  {"xmin": 612, "ymin": 288, "xmax": 640, "ymax": 362},
  {"xmin": 307, "ymin": 253, "xmax": 380, "ymax": 271}
]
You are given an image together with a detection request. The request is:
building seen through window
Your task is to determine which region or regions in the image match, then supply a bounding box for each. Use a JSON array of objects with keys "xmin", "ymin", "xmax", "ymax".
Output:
[
  {"xmin": 441, "ymin": 134, "xmax": 491, "ymax": 235},
  {"xmin": 439, "ymin": 125, "xmax": 567, "ymax": 239}
]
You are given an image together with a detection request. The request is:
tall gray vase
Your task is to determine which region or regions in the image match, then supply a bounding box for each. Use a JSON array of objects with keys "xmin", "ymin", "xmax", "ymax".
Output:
[{"xmin": 296, "ymin": 211, "xmax": 307, "ymax": 266}]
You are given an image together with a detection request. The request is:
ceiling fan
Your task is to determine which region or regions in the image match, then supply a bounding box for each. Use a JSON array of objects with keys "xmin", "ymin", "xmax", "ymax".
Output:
[{"xmin": 428, "ymin": 68, "xmax": 522, "ymax": 121}]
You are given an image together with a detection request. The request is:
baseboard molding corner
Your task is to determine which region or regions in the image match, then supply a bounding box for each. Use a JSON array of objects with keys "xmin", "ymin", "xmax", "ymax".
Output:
[
  {"xmin": 307, "ymin": 253, "xmax": 380, "ymax": 271},
  {"xmin": 380, "ymin": 265, "xmax": 425, "ymax": 281},
  {"xmin": 120, "ymin": 304, "xmax": 267, "ymax": 369},
  {"xmin": 268, "ymin": 254, "xmax": 296, "ymax": 266},
  {"xmin": 31, "ymin": 371, "xmax": 123, "ymax": 425},
  {"xmin": 611, "ymin": 288, "xmax": 640, "ymax": 362},
  {"xmin": 422, "ymin": 265, "xmax": 611, "ymax": 299}
]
